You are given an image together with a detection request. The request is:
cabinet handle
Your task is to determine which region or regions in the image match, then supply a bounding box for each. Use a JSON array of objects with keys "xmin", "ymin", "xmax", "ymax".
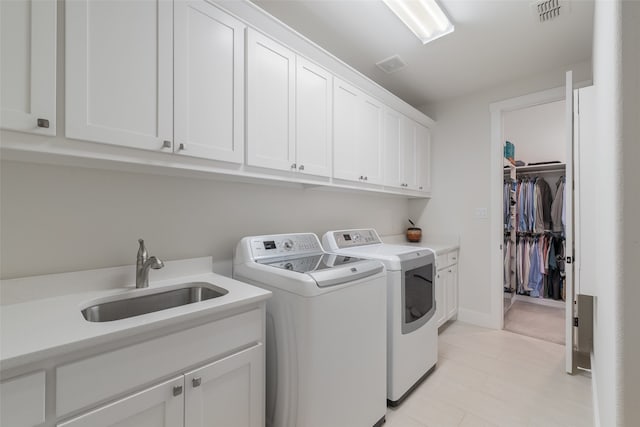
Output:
[
  {"xmin": 173, "ymin": 385, "xmax": 183, "ymax": 396},
  {"xmin": 162, "ymin": 140, "xmax": 172, "ymax": 149},
  {"xmin": 364, "ymin": 176, "xmax": 368, "ymax": 181},
  {"xmin": 192, "ymin": 377, "xmax": 202, "ymax": 388},
  {"xmin": 178, "ymin": 143, "xmax": 186, "ymax": 151},
  {"xmin": 291, "ymin": 163, "xmax": 297, "ymax": 170},
  {"xmin": 298, "ymin": 164, "xmax": 305, "ymax": 171},
  {"xmin": 449, "ymin": 269, "xmax": 452, "ymax": 273},
  {"xmin": 37, "ymin": 118, "xmax": 50, "ymax": 128},
  {"xmin": 359, "ymin": 175, "xmax": 364, "ymax": 180}
]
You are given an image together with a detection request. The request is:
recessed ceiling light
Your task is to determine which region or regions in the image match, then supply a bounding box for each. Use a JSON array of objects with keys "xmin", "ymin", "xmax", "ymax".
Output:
[{"xmin": 382, "ymin": 0, "xmax": 454, "ymax": 44}]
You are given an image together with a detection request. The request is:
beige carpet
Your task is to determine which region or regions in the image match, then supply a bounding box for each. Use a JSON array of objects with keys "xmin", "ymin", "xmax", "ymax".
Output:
[{"xmin": 504, "ymin": 300, "xmax": 565, "ymax": 345}]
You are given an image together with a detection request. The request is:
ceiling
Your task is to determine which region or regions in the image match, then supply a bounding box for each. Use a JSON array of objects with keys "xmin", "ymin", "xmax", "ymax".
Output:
[{"xmin": 251, "ymin": 0, "xmax": 594, "ymax": 108}]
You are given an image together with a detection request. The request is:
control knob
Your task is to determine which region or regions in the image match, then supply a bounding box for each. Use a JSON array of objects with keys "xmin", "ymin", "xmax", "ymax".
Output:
[{"xmin": 282, "ymin": 239, "xmax": 294, "ymax": 250}]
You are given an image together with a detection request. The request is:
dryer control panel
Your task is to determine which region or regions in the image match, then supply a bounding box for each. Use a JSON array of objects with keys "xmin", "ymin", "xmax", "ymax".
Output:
[
  {"xmin": 329, "ymin": 229, "xmax": 381, "ymax": 249},
  {"xmin": 249, "ymin": 233, "xmax": 322, "ymax": 260}
]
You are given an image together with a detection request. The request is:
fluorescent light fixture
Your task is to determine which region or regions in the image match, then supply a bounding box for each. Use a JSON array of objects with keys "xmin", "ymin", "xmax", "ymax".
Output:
[{"xmin": 382, "ymin": 0, "xmax": 454, "ymax": 44}]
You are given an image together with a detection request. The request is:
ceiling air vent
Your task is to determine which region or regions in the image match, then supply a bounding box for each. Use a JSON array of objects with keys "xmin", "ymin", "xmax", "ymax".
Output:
[
  {"xmin": 531, "ymin": 0, "xmax": 570, "ymax": 22},
  {"xmin": 376, "ymin": 55, "xmax": 407, "ymax": 74}
]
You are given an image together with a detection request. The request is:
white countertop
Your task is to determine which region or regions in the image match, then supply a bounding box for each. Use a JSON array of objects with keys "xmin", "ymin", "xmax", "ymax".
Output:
[
  {"xmin": 381, "ymin": 234, "xmax": 460, "ymax": 255},
  {"xmin": 0, "ymin": 260, "xmax": 271, "ymax": 371}
]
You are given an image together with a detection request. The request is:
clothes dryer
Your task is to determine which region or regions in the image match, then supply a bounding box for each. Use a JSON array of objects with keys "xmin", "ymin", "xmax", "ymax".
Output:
[{"xmin": 323, "ymin": 228, "xmax": 437, "ymax": 406}]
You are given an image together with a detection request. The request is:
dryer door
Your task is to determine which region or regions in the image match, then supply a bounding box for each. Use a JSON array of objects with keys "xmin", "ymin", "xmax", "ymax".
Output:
[{"xmin": 401, "ymin": 262, "xmax": 435, "ymax": 334}]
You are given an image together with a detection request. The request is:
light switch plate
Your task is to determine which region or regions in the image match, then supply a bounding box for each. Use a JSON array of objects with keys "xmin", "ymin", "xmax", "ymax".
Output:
[{"xmin": 474, "ymin": 207, "xmax": 488, "ymax": 219}]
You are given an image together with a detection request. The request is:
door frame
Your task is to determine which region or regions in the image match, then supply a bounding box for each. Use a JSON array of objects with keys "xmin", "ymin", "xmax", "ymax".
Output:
[{"xmin": 488, "ymin": 86, "xmax": 566, "ymax": 331}]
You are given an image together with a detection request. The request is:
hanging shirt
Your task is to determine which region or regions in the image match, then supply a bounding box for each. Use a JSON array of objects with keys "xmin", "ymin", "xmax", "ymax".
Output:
[
  {"xmin": 529, "ymin": 240, "xmax": 543, "ymax": 297},
  {"xmin": 551, "ymin": 177, "xmax": 565, "ymax": 233}
]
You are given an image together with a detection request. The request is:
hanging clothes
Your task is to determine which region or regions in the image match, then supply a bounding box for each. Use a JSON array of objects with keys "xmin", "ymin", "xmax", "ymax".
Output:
[{"xmin": 551, "ymin": 176, "xmax": 565, "ymax": 234}]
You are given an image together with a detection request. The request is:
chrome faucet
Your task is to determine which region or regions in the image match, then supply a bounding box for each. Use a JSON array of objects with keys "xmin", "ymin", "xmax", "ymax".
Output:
[{"xmin": 136, "ymin": 239, "xmax": 164, "ymax": 288}]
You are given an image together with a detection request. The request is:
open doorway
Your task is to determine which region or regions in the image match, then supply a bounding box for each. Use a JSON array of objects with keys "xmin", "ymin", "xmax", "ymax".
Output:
[
  {"xmin": 502, "ymin": 99, "xmax": 567, "ymax": 345},
  {"xmin": 490, "ymin": 74, "xmax": 577, "ymax": 374}
]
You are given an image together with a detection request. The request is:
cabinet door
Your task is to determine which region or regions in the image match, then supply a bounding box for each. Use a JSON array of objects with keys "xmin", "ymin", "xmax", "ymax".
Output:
[
  {"xmin": 0, "ymin": 371, "xmax": 45, "ymax": 427},
  {"xmin": 174, "ymin": 0, "xmax": 244, "ymax": 162},
  {"xmin": 333, "ymin": 78, "xmax": 360, "ymax": 182},
  {"xmin": 66, "ymin": 0, "xmax": 173, "ymax": 151},
  {"xmin": 246, "ymin": 29, "xmax": 295, "ymax": 171},
  {"xmin": 184, "ymin": 344, "xmax": 264, "ymax": 427},
  {"xmin": 295, "ymin": 57, "xmax": 332, "ymax": 177},
  {"xmin": 57, "ymin": 376, "xmax": 184, "ymax": 427},
  {"xmin": 358, "ymin": 94, "xmax": 384, "ymax": 185},
  {"xmin": 383, "ymin": 108, "xmax": 403, "ymax": 188},
  {"xmin": 446, "ymin": 265, "xmax": 458, "ymax": 320},
  {"xmin": 1, "ymin": 0, "xmax": 56, "ymax": 135},
  {"xmin": 415, "ymin": 123, "xmax": 432, "ymax": 193},
  {"xmin": 401, "ymin": 117, "xmax": 418, "ymax": 189},
  {"xmin": 435, "ymin": 269, "xmax": 446, "ymax": 328}
]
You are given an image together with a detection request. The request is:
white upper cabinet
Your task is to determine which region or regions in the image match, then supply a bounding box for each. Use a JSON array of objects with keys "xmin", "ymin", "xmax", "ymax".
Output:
[
  {"xmin": 174, "ymin": 0, "xmax": 245, "ymax": 163},
  {"xmin": 401, "ymin": 116, "xmax": 418, "ymax": 188},
  {"xmin": 66, "ymin": 0, "xmax": 173, "ymax": 151},
  {"xmin": 415, "ymin": 121, "xmax": 431, "ymax": 193},
  {"xmin": 333, "ymin": 79, "xmax": 360, "ymax": 182},
  {"xmin": 295, "ymin": 57, "xmax": 333, "ymax": 178},
  {"xmin": 383, "ymin": 108, "xmax": 403, "ymax": 188},
  {"xmin": 333, "ymin": 78, "xmax": 383, "ymax": 185},
  {"xmin": 359, "ymin": 94, "xmax": 384, "ymax": 185},
  {"xmin": 246, "ymin": 29, "xmax": 296, "ymax": 171},
  {"xmin": 1, "ymin": 0, "xmax": 56, "ymax": 135},
  {"xmin": 384, "ymin": 113, "xmax": 431, "ymax": 192}
]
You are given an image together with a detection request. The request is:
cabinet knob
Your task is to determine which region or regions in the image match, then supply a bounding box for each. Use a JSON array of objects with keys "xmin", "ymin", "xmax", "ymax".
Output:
[
  {"xmin": 359, "ymin": 175, "xmax": 364, "ymax": 180},
  {"xmin": 291, "ymin": 163, "xmax": 297, "ymax": 170},
  {"xmin": 298, "ymin": 164, "xmax": 305, "ymax": 171},
  {"xmin": 173, "ymin": 385, "xmax": 183, "ymax": 396},
  {"xmin": 419, "ymin": 186, "xmax": 423, "ymax": 190},
  {"xmin": 37, "ymin": 118, "xmax": 50, "ymax": 128},
  {"xmin": 192, "ymin": 377, "xmax": 202, "ymax": 388},
  {"xmin": 162, "ymin": 140, "xmax": 172, "ymax": 149},
  {"xmin": 364, "ymin": 176, "xmax": 368, "ymax": 181},
  {"xmin": 178, "ymin": 143, "xmax": 186, "ymax": 151}
]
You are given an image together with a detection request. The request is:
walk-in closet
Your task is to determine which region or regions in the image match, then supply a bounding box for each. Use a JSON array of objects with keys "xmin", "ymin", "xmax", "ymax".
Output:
[{"xmin": 502, "ymin": 99, "xmax": 567, "ymax": 345}]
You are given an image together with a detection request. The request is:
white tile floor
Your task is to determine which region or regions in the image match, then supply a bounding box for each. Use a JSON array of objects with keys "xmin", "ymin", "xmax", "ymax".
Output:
[{"xmin": 386, "ymin": 322, "xmax": 594, "ymax": 427}]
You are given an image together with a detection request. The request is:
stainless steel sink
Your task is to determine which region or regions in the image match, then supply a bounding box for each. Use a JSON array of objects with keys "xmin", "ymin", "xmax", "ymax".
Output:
[{"xmin": 82, "ymin": 282, "xmax": 228, "ymax": 322}]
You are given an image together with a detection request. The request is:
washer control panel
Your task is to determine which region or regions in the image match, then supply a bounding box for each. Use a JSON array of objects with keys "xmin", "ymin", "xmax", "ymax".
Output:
[
  {"xmin": 250, "ymin": 233, "xmax": 322, "ymax": 260},
  {"xmin": 330, "ymin": 229, "xmax": 381, "ymax": 249}
]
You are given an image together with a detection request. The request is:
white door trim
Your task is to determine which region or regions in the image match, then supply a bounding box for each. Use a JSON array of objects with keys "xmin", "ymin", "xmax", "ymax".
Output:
[{"xmin": 488, "ymin": 86, "xmax": 565, "ymax": 330}]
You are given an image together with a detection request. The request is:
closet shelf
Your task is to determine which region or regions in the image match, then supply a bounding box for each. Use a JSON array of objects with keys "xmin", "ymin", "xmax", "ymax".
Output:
[{"xmin": 504, "ymin": 162, "xmax": 566, "ymax": 175}]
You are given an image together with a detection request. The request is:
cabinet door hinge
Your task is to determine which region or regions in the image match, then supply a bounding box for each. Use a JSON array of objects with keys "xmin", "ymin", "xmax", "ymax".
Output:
[{"xmin": 573, "ymin": 317, "xmax": 579, "ymax": 327}]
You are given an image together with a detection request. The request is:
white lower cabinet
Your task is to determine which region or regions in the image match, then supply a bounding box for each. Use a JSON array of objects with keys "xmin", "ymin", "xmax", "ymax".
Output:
[
  {"xmin": 435, "ymin": 251, "xmax": 459, "ymax": 329},
  {"xmin": 58, "ymin": 344, "xmax": 263, "ymax": 427},
  {"xmin": 185, "ymin": 345, "xmax": 263, "ymax": 427},
  {"xmin": 57, "ymin": 376, "xmax": 184, "ymax": 427},
  {"xmin": 0, "ymin": 371, "xmax": 46, "ymax": 427}
]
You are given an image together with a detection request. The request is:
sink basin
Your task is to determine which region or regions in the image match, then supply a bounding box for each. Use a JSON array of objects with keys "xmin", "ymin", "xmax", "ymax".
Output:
[{"xmin": 82, "ymin": 282, "xmax": 228, "ymax": 322}]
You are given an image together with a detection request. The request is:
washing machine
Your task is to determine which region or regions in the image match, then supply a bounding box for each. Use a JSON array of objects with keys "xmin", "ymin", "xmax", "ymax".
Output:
[
  {"xmin": 233, "ymin": 233, "xmax": 387, "ymax": 427},
  {"xmin": 323, "ymin": 228, "xmax": 437, "ymax": 406}
]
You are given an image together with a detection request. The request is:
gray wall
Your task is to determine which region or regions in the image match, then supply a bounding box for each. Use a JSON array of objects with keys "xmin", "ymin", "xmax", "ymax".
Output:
[{"xmin": 1, "ymin": 160, "xmax": 409, "ymax": 279}]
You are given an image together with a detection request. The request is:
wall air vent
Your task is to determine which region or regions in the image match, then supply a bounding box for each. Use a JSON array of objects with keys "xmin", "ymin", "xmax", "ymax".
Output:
[
  {"xmin": 376, "ymin": 55, "xmax": 407, "ymax": 74},
  {"xmin": 531, "ymin": 0, "xmax": 570, "ymax": 22}
]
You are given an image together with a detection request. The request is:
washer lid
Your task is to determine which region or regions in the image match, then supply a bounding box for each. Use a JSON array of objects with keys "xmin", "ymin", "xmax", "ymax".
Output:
[{"xmin": 258, "ymin": 254, "xmax": 383, "ymax": 287}]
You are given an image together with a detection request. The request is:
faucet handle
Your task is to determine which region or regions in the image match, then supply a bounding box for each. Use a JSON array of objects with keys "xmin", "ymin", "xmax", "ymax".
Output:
[{"xmin": 137, "ymin": 238, "xmax": 148, "ymax": 261}]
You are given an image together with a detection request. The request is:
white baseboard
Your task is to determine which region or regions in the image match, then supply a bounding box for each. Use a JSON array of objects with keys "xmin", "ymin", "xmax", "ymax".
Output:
[{"xmin": 457, "ymin": 308, "xmax": 500, "ymax": 329}]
